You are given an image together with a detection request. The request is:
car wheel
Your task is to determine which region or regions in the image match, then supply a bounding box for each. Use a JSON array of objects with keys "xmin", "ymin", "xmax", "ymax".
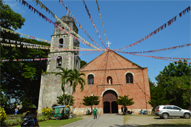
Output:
[
  {"xmin": 184, "ymin": 113, "xmax": 190, "ymax": 119},
  {"xmin": 162, "ymin": 113, "xmax": 169, "ymax": 119},
  {"xmin": 56, "ymin": 116, "xmax": 61, "ymax": 120}
]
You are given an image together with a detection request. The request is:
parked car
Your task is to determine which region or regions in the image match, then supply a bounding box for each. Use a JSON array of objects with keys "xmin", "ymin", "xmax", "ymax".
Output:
[{"xmin": 155, "ymin": 105, "xmax": 191, "ymax": 119}]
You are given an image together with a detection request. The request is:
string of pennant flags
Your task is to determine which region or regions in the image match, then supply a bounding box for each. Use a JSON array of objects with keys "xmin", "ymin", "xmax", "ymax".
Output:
[
  {"xmin": 0, "ymin": 27, "xmax": 95, "ymax": 50},
  {"xmin": 0, "ymin": 38, "xmax": 105, "ymax": 51},
  {"xmin": 0, "ymin": 38, "xmax": 49, "ymax": 49},
  {"xmin": 0, "ymin": 27, "xmax": 50, "ymax": 44},
  {"xmin": 18, "ymin": 0, "xmax": 99, "ymax": 50},
  {"xmin": 1, "ymin": 42, "xmax": 103, "ymax": 51},
  {"xmin": 58, "ymin": 0, "xmax": 103, "ymax": 49},
  {"xmin": 30, "ymin": 0, "xmax": 101, "ymax": 50},
  {"xmin": 82, "ymin": 0, "xmax": 108, "ymax": 49},
  {"xmin": 96, "ymin": 0, "xmax": 108, "ymax": 45},
  {"xmin": 115, "ymin": 6, "xmax": 190, "ymax": 51},
  {"xmin": 2, "ymin": 1, "xmax": 190, "ymax": 64},
  {"xmin": 125, "ymin": 43, "xmax": 191, "ymax": 54},
  {"xmin": 1, "ymin": 43, "xmax": 49, "ymax": 50},
  {"xmin": 117, "ymin": 51, "xmax": 191, "ymax": 64},
  {"xmin": 1, "ymin": 50, "xmax": 101, "ymax": 62}
]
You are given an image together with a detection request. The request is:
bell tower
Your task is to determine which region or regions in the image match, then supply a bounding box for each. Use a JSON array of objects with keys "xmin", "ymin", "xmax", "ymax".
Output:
[
  {"xmin": 38, "ymin": 15, "xmax": 80, "ymax": 114},
  {"xmin": 47, "ymin": 14, "xmax": 80, "ymax": 72}
]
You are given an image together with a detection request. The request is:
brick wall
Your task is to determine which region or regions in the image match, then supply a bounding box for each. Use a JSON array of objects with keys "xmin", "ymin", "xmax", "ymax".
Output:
[{"xmin": 72, "ymin": 50, "xmax": 152, "ymax": 114}]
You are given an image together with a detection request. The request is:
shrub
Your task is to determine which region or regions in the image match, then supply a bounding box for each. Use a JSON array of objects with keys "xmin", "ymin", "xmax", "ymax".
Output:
[
  {"xmin": 42, "ymin": 108, "xmax": 53, "ymax": 119},
  {"xmin": 0, "ymin": 107, "xmax": 7, "ymax": 125},
  {"xmin": 37, "ymin": 115, "xmax": 49, "ymax": 122},
  {"xmin": 5, "ymin": 118, "xmax": 22, "ymax": 126}
]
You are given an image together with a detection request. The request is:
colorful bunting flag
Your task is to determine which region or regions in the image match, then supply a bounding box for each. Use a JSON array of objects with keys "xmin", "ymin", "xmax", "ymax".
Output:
[
  {"xmin": 118, "ymin": 43, "xmax": 191, "ymax": 54},
  {"xmin": 117, "ymin": 50, "xmax": 191, "ymax": 64},
  {"xmin": 82, "ymin": 0, "xmax": 107, "ymax": 49},
  {"xmin": 28, "ymin": 0, "xmax": 100, "ymax": 50},
  {"xmin": 115, "ymin": 6, "xmax": 190, "ymax": 51},
  {"xmin": 1, "ymin": 50, "xmax": 102, "ymax": 62},
  {"xmin": 96, "ymin": 0, "xmax": 109, "ymax": 47}
]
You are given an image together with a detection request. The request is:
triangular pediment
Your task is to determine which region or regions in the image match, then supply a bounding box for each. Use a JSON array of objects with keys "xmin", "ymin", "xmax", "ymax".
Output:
[{"xmin": 80, "ymin": 50, "xmax": 144, "ymax": 71}]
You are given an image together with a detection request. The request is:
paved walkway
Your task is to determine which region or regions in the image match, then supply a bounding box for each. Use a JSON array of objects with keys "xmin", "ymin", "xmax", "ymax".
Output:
[{"xmin": 61, "ymin": 114, "xmax": 125, "ymax": 127}]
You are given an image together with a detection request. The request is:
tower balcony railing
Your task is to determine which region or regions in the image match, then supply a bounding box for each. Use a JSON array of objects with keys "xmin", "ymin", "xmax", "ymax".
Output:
[{"xmin": 97, "ymin": 84, "xmax": 123, "ymax": 87}]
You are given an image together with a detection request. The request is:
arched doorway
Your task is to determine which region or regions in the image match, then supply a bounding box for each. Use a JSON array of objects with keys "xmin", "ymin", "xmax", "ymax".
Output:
[
  {"xmin": 112, "ymin": 101, "xmax": 118, "ymax": 113},
  {"xmin": 103, "ymin": 101, "xmax": 110, "ymax": 113},
  {"xmin": 103, "ymin": 90, "xmax": 118, "ymax": 113}
]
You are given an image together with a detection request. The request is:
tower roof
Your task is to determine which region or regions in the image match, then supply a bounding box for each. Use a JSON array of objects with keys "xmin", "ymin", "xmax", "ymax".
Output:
[{"xmin": 60, "ymin": 15, "xmax": 74, "ymax": 22}]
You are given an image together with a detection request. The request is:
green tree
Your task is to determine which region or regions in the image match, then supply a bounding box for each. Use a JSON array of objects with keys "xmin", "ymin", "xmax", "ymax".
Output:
[
  {"xmin": 155, "ymin": 60, "xmax": 191, "ymax": 108},
  {"xmin": 55, "ymin": 68, "xmax": 73, "ymax": 94},
  {"xmin": 1, "ymin": 44, "xmax": 49, "ymax": 109},
  {"xmin": 148, "ymin": 79, "xmax": 172, "ymax": 111},
  {"xmin": 67, "ymin": 69, "xmax": 86, "ymax": 106},
  {"xmin": 82, "ymin": 95, "xmax": 100, "ymax": 113},
  {"xmin": 0, "ymin": 0, "xmax": 49, "ymax": 110},
  {"xmin": 168, "ymin": 76, "xmax": 190, "ymax": 108},
  {"xmin": 68, "ymin": 69, "xmax": 86, "ymax": 92},
  {"xmin": 0, "ymin": 91, "xmax": 9, "ymax": 107},
  {"xmin": 116, "ymin": 95, "xmax": 134, "ymax": 114},
  {"xmin": 57, "ymin": 94, "xmax": 75, "ymax": 106},
  {"xmin": 148, "ymin": 84, "xmax": 172, "ymax": 111},
  {"xmin": 80, "ymin": 60, "xmax": 87, "ymax": 68},
  {"xmin": 0, "ymin": 0, "xmax": 25, "ymax": 39}
]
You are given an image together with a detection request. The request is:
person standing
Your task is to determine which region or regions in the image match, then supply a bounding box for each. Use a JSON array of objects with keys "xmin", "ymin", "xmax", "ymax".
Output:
[
  {"xmin": 14, "ymin": 108, "xmax": 18, "ymax": 115},
  {"xmin": 93, "ymin": 107, "xmax": 97, "ymax": 119}
]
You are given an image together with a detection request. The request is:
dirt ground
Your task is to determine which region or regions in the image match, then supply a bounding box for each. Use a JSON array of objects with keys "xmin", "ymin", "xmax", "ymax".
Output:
[{"xmin": 124, "ymin": 115, "xmax": 191, "ymax": 127}]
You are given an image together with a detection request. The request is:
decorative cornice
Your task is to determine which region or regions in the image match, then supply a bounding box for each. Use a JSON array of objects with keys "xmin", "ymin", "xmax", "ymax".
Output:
[{"xmin": 80, "ymin": 68, "xmax": 147, "ymax": 72}]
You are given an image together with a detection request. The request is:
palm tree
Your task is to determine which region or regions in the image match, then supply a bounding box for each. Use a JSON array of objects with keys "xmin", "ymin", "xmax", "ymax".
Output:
[
  {"xmin": 55, "ymin": 67, "xmax": 73, "ymax": 105},
  {"xmin": 116, "ymin": 95, "xmax": 134, "ymax": 114},
  {"xmin": 67, "ymin": 69, "xmax": 86, "ymax": 105},
  {"xmin": 68, "ymin": 69, "xmax": 86, "ymax": 92}
]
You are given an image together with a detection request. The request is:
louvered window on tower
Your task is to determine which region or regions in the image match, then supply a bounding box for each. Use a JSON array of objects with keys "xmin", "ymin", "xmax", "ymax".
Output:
[
  {"xmin": 59, "ymin": 38, "xmax": 63, "ymax": 48},
  {"xmin": 57, "ymin": 56, "xmax": 62, "ymax": 67},
  {"xmin": 126, "ymin": 73, "xmax": 133, "ymax": 83},
  {"xmin": 88, "ymin": 74, "xmax": 94, "ymax": 85}
]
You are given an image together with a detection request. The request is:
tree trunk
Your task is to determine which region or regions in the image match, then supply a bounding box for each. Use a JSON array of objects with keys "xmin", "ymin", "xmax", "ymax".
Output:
[
  {"xmin": 91, "ymin": 105, "xmax": 93, "ymax": 114},
  {"xmin": 62, "ymin": 84, "xmax": 65, "ymax": 105},
  {"xmin": 68, "ymin": 87, "xmax": 73, "ymax": 106}
]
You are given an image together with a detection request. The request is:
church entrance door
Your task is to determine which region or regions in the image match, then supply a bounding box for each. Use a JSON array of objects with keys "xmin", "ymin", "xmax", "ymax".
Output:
[
  {"xmin": 103, "ymin": 90, "xmax": 118, "ymax": 113},
  {"xmin": 104, "ymin": 101, "xmax": 110, "ymax": 113}
]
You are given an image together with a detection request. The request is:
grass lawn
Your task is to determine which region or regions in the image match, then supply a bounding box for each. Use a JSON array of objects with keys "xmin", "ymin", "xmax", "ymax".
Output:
[
  {"xmin": 138, "ymin": 124, "xmax": 191, "ymax": 127},
  {"xmin": 14, "ymin": 118, "xmax": 82, "ymax": 127},
  {"xmin": 123, "ymin": 115, "xmax": 191, "ymax": 127}
]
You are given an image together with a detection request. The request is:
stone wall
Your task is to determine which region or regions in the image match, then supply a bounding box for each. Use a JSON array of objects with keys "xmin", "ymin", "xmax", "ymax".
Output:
[
  {"xmin": 72, "ymin": 108, "xmax": 152, "ymax": 115},
  {"xmin": 37, "ymin": 73, "xmax": 71, "ymax": 114}
]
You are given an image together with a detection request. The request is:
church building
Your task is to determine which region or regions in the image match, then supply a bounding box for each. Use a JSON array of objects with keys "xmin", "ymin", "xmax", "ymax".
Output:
[
  {"xmin": 72, "ymin": 50, "xmax": 152, "ymax": 114},
  {"xmin": 37, "ymin": 14, "xmax": 152, "ymax": 114}
]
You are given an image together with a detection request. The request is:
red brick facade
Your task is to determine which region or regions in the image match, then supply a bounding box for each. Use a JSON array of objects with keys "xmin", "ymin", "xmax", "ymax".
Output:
[{"xmin": 72, "ymin": 50, "xmax": 152, "ymax": 114}]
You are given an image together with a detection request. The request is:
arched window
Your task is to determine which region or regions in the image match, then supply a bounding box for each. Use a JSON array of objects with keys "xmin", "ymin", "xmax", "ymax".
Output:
[
  {"xmin": 126, "ymin": 73, "xmax": 133, "ymax": 83},
  {"xmin": 59, "ymin": 38, "xmax": 63, "ymax": 48},
  {"xmin": 88, "ymin": 74, "xmax": 94, "ymax": 85},
  {"xmin": 107, "ymin": 76, "xmax": 112, "ymax": 85},
  {"xmin": 57, "ymin": 56, "xmax": 62, "ymax": 67}
]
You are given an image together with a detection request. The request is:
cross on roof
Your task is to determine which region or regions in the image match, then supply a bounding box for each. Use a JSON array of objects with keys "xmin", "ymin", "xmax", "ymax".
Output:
[{"xmin": 107, "ymin": 41, "xmax": 111, "ymax": 48}]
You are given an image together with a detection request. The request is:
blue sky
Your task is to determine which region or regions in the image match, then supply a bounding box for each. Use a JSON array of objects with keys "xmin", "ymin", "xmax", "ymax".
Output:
[{"xmin": 5, "ymin": 0, "xmax": 190, "ymax": 83}]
